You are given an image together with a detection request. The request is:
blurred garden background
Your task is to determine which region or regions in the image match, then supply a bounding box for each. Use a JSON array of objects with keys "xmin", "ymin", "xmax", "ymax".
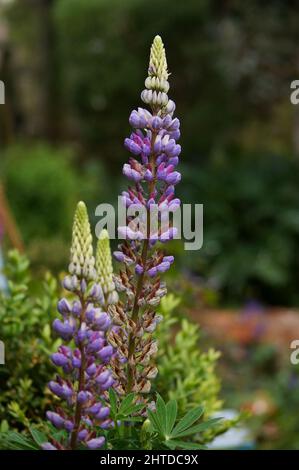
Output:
[{"xmin": 1, "ymin": 0, "xmax": 299, "ymax": 449}]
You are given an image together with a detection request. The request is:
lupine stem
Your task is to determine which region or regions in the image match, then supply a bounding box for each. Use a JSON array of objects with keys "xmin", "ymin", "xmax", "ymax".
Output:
[
  {"xmin": 126, "ymin": 128, "xmax": 158, "ymax": 393},
  {"xmin": 126, "ymin": 239, "xmax": 149, "ymax": 393},
  {"xmin": 70, "ymin": 296, "xmax": 86, "ymax": 450}
]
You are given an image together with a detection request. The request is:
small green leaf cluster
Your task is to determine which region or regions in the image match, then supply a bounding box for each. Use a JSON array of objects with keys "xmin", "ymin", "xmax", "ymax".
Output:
[{"xmin": 146, "ymin": 395, "xmax": 220, "ymax": 450}]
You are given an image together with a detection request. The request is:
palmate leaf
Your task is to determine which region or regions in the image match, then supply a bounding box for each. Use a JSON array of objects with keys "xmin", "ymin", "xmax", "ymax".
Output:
[
  {"xmin": 171, "ymin": 417, "xmax": 221, "ymax": 439},
  {"xmin": 171, "ymin": 405, "xmax": 204, "ymax": 437},
  {"xmin": 0, "ymin": 431, "xmax": 39, "ymax": 450},
  {"xmin": 148, "ymin": 396, "xmax": 221, "ymax": 450}
]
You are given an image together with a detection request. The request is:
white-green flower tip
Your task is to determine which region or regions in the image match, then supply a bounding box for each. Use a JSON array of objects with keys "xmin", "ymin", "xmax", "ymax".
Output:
[
  {"xmin": 141, "ymin": 35, "xmax": 170, "ymax": 109},
  {"xmin": 148, "ymin": 35, "xmax": 169, "ymax": 82},
  {"xmin": 69, "ymin": 201, "xmax": 96, "ymax": 281},
  {"xmin": 96, "ymin": 229, "xmax": 118, "ymax": 305}
]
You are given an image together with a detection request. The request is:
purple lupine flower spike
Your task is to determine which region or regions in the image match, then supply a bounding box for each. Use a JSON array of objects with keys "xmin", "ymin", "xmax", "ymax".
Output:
[
  {"xmin": 43, "ymin": 202, "xmax": 114, "ymax": 450},
  {"xmin": 109, "ymin": 36, "xmax": 181, "ymax": 403}
]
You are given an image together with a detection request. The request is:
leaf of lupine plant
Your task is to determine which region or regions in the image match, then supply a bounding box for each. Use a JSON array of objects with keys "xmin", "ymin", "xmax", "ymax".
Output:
[
  {"xmin": 171, "ymin": 417, "xmax": 221, "ymax": 439},
  {"xmin": 125, "ymin": 416, "xmax": 144, "ymax": 422},
  {"xmin": 165, "ymin": 399, "xmax": 177, "ymax": 435},
  {"xmin": 171, "ymin": 406, "xmax": 204, "ymax": 437},
  {"xmin": 118, "ymin": 393, "xmax": 135, "ymax": 415},
  {"xmin": 147, "ymin": 408, "xmax": 164, "ymax": 436},
  {"xmin": 29, "ymin": 427, "xmax": 48, "ymax": 446},
  {"xmin": 0, "ymin": 432, "xmax": 38, "ymax": 450},
  {"xmin": 119, "ymin": 404, "xmax": 145, "ymax": 418},
  {"xmin": 108, "ymin": 388, "xmax": 118, "ymax": 416},
  {"xmin": 156, "ymin": 394, "xmax": 167, "ymax": 435}
]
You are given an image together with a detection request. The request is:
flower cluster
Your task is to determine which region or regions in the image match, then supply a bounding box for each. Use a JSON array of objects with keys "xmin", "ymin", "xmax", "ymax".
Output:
[
  {"xmin": 109, "ymin": 36, "xmax": 181, "ymax": 399},
  {"xmin": 42, "ymin": 202, "xmax": 114, "ymax": 450},
  {"xmin": 96, "ymin": 229, "xmax": 119, "ymax": 307}
]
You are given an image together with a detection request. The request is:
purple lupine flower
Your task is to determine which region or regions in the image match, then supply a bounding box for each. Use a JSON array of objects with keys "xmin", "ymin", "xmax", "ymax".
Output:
[
  {"xmin": 108, "ymin": 36, "xmax": 181, "ymax": 401},
  {"xmin": 45, "ymin": 202, "xmax": 114, "ymax": 450},
  {"xmin": 86, "ymin": 437, "xmax": 105, "ymax": 450},
  {"xmin": 51, "ymin": 352, "xmax": 69, "ymax": 367},
  {"xmin": 46, "ymin": 411, "xmax": 65, "ymax": 429},
  {"xmin": 41, "ymin": 443, "xmax": 58, "ymax": 451},
  {"xmin": 52, "ymin": 319, "xmax": 74, "ymax": 340}
]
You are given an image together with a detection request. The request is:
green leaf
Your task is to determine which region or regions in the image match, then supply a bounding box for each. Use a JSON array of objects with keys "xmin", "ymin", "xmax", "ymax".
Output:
[
  {"xmin": 124, "ymin": 416, "xmax": 143, "ymax": 422},
  {"xmin": 165, "ymin": 400, "xmax": 177, "ymax": 435},
  {"xmin": 29, "ymin": 427, "xmax": 48, "ymax": 446},
  {"xmin": 166, "ymin": 439, "xmax": 206, "ymax": 450},
  {"xmin": 0, "ymin": 432, "xmax": 39, "ymax": 450},
  {"xmin": 109, "ymin": 388, "xmax": 118, "ymax": 416},
  {"xmin": 171, "ymin": 418, "xmax": 221, "ymax": 438},
  {"xmin": 122, "ymin": 403, "xmax": 145, "ymax": 416},
  {"xmin": 118, "ymin": 393, "xmax": 135, "ymax": 415},
  {"xmin": 156, "ymin": 394, "xmax": 167, "ymax": 435},
  {"xmin": 147, "ymin": 408, "xmax": 164, "ymax": 436},
  {"xmin": 172, "ymin": 406, "xmax": 204, "ymax": 437}
]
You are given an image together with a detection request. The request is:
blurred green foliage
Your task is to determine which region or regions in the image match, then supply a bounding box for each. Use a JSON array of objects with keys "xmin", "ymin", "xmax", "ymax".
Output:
[
  {"xmin": 0, "ymin": 143, "xmax": 113, "ymax": 270},
  {"xmin": 182, "ymin": 153, "xmax": 299, "ymax": 305},
  {"xmin": 2, "ymin": 144, "xmax": 78, "ymax": 240},
  {"xmin": 0, "ymin": 250, "xmax": 59, "ymax": 430},
  {"xmin": 156, "ymin": 294, "xmax": 222, "ymax": 417}
]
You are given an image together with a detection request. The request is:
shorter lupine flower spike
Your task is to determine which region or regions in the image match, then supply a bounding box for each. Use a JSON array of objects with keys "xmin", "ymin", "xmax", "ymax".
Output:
[
  {"xmin": 68, "ymin": 201, "xmax": 96, "ymax": 281},
  {"xmin": 96, "ymin": 229, "xmax": 119, "ymax": 306},
  {"xmin": 44, "ymin": 202, "xmax": 114, "ymax": 451}
]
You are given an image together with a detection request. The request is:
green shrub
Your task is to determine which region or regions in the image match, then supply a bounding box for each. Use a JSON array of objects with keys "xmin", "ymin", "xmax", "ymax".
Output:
[
  {"xmin": 1, "ymin": 144, "xmax": 79, "ymax": 240},
  {"xmin": 0, "ymin": 250, "xmax": 59, "ymax": 429}
]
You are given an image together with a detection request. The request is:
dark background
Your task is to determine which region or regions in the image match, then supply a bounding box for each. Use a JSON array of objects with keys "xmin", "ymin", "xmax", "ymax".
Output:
[
  {"xmin": 1, "ymin": 0, "xmax": 299, "ymax": 306},
  {"xmin": 2, "ymin": 0, "xmax": 299, "ymax": 450}
]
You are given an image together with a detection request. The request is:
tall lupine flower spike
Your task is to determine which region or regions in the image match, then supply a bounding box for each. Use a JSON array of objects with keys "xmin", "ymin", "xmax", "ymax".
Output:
[
  {"xmin": 96, "ymin": 229, "xmax": 119, "ymax": 307},
  {"xmin": 42, "ymin": 202, "xmax": 114, "ymax": 451},
  {"xmin": 110, "ymin": 35, "xmax": 181, "ymax": 401}
]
